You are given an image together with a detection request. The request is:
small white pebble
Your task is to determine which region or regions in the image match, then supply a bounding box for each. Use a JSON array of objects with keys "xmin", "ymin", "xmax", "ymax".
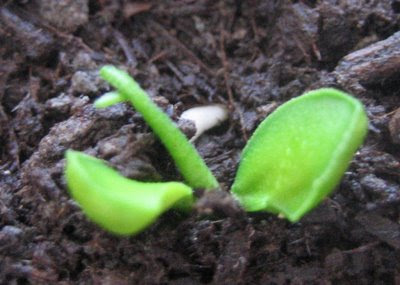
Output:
[
  {"xmin": 278, "ymin": 213, "xmax": 286, "ymax": 219},
  {"xmin": 180, "ymin": 104, "xmax": 228, "ymax": 141}
]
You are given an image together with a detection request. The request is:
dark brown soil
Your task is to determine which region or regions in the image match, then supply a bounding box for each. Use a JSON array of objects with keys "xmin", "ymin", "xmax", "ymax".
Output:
[{"xmin": 1, "ymin": 1, "xmax": 400, "ymax": 284}]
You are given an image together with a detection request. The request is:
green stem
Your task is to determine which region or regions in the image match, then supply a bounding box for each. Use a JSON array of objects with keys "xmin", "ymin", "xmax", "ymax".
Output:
[{"xmin": 99, "ymin": 65, "xmax": 218, "ymax": 190}]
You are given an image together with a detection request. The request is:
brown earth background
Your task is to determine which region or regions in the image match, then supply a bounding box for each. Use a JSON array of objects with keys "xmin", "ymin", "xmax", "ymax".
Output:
[{"xmin": 1, "ymin": 0, "xmax": 400, "ymax": 284}]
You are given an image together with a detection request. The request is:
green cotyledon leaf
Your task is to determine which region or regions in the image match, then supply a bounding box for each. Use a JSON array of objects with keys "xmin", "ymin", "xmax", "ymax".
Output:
[
  {"xmin": 65, "ymin": 150, "xmax": 193, "ymax": 235},
  {"xmin": 231, "ymin": 88, "xmax": 368, "ymax": 222},
  {"xmin": 98, "ymin": 65, "xmax": 218, "ymax": 190}
]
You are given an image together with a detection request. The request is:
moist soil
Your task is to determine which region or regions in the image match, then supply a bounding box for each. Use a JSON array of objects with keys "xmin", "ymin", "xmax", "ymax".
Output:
[{"xmin": 1, "ymin": 1, "xmax": 400, "ymax": 284}]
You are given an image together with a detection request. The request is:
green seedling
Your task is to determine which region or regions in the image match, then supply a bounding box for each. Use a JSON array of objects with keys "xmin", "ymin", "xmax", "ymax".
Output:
[
  {"xmin": 65, "ymin": 65, "xmax": 367, "ymax": 235},
  {"xmin": 231, "ymin": 88, "xmax": 368, "ymax": 222}
]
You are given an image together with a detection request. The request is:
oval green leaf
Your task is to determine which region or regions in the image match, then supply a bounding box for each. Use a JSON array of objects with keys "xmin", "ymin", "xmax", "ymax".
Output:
[
  {"xmin": 65, "ymin": 150, "xmax": 193, "ymax": 235},
  {"xmin": 231, "ymin": 88, "xmax": 368, "ymax": 222}
]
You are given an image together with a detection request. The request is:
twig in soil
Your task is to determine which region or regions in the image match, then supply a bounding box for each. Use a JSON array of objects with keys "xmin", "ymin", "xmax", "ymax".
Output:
[
  {"xmin": 0, "ymin": 106, "xmax": 20, "ymax": 170},
  {"xmin": 0, "ymin": 61, "xmax": 20, "ymax": 170},
  {"xmin": 165, "ymin": 61, "xmax": 186, "ymax": 83},
  {"xmin": 149, "ymin": 20, "xmax": 214, "ymax": 77},
  {"xmin": 218, "ymin": 31, "xmax": 234, "ymax": 108},
  {"xmin": 293, "ymin": 35, "xmax": 311, "ymax": 64},
  {"xmin": 341, "ymin": 241, "xmax": 380, "ymax": 254},
  {"xmin": 152, "ymin": 0, "xmax": 212, "ymax": 17},
  {"xmin": 44, "ymin": 23, "xmax": 94, "ymax": 53},
  {"xmin": 112, "ymin": 29, "xmax": 138, "ymax": 68},
  {"xmin": 312, "ymin": 42, "xmax": 321, "ymax": 61},
  {"xmin": 148, "ymin": 50, "xmax": 168, "ymax": 64},
  {"xmin": 219, "ymin": 28, "xmax": 248, "ymax": 141},
  {"xmin": 374, "ymin": 107, "xmax": 400, "ymax": 119},
  {"xmin": 28, "ymin": 67, "xmax": 41, "ymax": 101},
  {"xmin": 247, "ymin": 0, "xmax": 261, "ymax": 42},
  {"xmin": 122, "ymin": 2, "xmax": 152, "ymax": 18}
]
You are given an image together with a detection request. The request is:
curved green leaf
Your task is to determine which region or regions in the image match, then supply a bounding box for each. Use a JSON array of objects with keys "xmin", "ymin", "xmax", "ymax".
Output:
[
  {"xmin": 231, "ymin": 88, "xmax": 368, "ymax": 222},
  {"xmin": 65, "ymin": 150, "xmax": 193, "ymax": 235},
  {"xmin": 99, "ymin": 66, "xmax": 218, "ymax": 190}
]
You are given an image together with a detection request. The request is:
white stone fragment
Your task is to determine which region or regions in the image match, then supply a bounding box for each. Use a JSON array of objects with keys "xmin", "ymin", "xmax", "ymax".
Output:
[{"xmin": 180, "ymin": 104, "xmax": 228, "ymax": 141}]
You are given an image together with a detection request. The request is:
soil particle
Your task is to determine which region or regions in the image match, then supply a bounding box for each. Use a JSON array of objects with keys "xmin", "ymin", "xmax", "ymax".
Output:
[
  {"xmin": 317, "ymin": 3, "xmax": 360, "ymax": 67},
  {"xmin": 96, "ymin": 127, "xmax": 161, "ymax": 181},
  {"xmin": 234, "ymin": 72, "xmax": 278, "ymax": 106},
  {"xmin": 213, "ymin": 225, "xmax": 253, "ymax": 284},
  {"xmin": 196, "ymin": 189, "xmax": 243, "ymax": 219},
  {"xmin": 0, "ymin": 226, "xmax": 23, "ymax": 254},
  {"xmin": 70, "ymin": 70, "xmax": 108, "ymax": 95},
  {"xmin": 324, "ymin": 245, "xmax": 380, "ymax": 283},
  {"xmin": 177, "ymin": 118, "xmax": 197, "ymax": 139},
  {"xmin": 360, "ymin": 174, "xmax": 400, "ymax": 205},
  {"xmin": 45, "ymin": 93, "xmax": 75, "ymax": 117},
  {"xmin": 334, "ymin": 31, "xmax": 400, "ymax": 94},
  {"xmin": 256, "ymin": 102, "xmax": 278, "ymax": 118},
  {"xmin": 20, "ymin": 103, "xmax": 130, "ymax": 203},
  {"xmin": 38, "ymin": 0, "xmax": 88, "ymax": 32},
  {"xmin": 71, "ymin": 51, "xmax": 98, "ymax": 70},
  {"xmin": 11, "ymin": 95, "xmax": 44, "ymax": 161}
]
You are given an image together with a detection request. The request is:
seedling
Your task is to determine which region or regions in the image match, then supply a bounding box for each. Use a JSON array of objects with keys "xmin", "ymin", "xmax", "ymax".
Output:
[{"xmin": 65, "ymin": 66, "xmax": 367, "ymax": 235}]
